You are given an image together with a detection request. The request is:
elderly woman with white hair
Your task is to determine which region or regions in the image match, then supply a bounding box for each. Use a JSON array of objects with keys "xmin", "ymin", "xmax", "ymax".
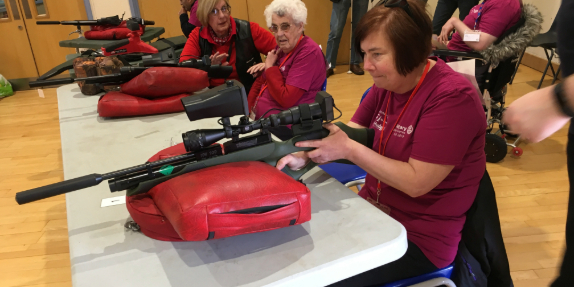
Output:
[{"xmin": 247, "ymin": 0, "xmax": 327, "ymax": 140}]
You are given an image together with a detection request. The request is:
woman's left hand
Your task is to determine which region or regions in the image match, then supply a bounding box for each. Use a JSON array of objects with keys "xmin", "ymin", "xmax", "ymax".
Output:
[
  {"xmin": 295, "ymin": 123, "xmax": 353, "ymax": 164},
  {"xmin": 265, "ymin": 50, "xmax": 279, "ymax": 70},
  {"xmin": 438, "ymin": 18, "xmax": 456, "ymax": 45},
  {"xmin": 247, "ymin": 63, "xmax": 266, "ymax": 77},
  {"xmin": 210, "ymin": 51, "xmax": 229, "ymax": 66}
]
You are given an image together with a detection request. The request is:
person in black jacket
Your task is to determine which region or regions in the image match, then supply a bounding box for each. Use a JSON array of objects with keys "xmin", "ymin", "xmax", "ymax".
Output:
[
  {"xmin": 179, "ymin": 0, "xmax": 200, "ymax": 37},
  {"xmin": 431, "ymin": 0, "xmax": 479, "ymax": 35},
  {"xmin": 503, "ymin": 0, "xmax": 574, "ymax": 286}
]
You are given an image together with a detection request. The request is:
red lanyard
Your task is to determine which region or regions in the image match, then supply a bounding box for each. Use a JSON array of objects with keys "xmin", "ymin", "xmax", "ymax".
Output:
[
  {"xmin": 375, "ymin": 60, "xmax": 431, "ymax": 202},
  {"xmin": 251, "ymin": 35, "xmax": 304, "ymax": 118}
]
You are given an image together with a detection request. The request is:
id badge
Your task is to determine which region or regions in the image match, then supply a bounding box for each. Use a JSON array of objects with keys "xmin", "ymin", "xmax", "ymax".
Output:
[
  {"xmin": 366, "ymin": 197, "xmax": 392, "ymax": 215},
  {"xmin": 463, "ymin": 30, "xmax": 481, "ymax": 42},
  {"xmin": 249, "ymin": 111, "xmax": 256, "ymax": 121}
]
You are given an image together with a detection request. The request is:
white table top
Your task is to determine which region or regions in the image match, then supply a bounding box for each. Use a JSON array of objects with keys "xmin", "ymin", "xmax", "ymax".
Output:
[{"xmin": 56, "ymin": 84, "xmax": 408, "ymax": 287}]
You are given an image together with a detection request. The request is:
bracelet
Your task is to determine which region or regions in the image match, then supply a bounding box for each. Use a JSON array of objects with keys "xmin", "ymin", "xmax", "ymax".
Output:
[{"xmin": 554, "ymin": 83, "xmax": 574, "ymax": 118}]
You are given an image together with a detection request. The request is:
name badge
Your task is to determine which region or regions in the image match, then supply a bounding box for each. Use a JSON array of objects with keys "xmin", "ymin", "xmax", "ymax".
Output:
[
  {"xmin": 463, "ymin": 30, "xmax": 481, "ymax": 42},
  {"xmin": 249, "ymin": 111, "xmax": 256, "ymax": 120}
]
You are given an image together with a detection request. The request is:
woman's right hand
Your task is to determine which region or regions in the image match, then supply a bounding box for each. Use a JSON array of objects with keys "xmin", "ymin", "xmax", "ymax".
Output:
[
  {"xmin": 276, "ymin": 152, "xmax": 311, "ymax": 171},
  {"xmin": 438, "ymin": 18, "xmax": 456, "ymax": 45},
  {"xmin": 265, "ymin": 50, "xmax": 278, "ymax": 70}
]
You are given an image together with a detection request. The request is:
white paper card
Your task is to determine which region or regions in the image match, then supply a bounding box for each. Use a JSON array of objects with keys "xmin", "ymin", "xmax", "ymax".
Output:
[
  {"xmin": 463, "ymin": 30, "xmax": 481, "ymax": 42},
  {"xmin": 446, "ymin": 59, "xmax": 485, "ymax": 105},
  {"xmin": 101, "ymin": 196, "xmax": 126, "ymax": 207}
]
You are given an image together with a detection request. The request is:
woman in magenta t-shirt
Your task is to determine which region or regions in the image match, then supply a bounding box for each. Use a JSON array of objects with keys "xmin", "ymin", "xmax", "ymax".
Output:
[
  {"xmin": 436, "ymin": 0, "xmax": 522, "ymax": 52},
  {"xmin": 247, "ymin": 0, "xmax": 326, "ymax": 140},
  {"xmin": 277, "ymin": 1, "xmax": 486, "ymax": 285}
]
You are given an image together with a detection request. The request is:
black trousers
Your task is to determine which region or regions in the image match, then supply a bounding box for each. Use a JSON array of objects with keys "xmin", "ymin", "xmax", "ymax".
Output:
[
  {"xmin": 432, "ymin": 0, "xmax": 480, "ymax": 35},
  {"xmin": 327, "ymin": 240, "xmax": 438, "ymax": 287},
  {"xmin": 551, "ymin": 122, "xmax": 574, "ymax": 287}
]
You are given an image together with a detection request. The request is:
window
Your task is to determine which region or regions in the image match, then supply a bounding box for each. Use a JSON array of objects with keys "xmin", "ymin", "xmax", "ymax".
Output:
[
  {"xmin": 34, "ymin": 0, "xmax": 45, "ymax": 16},
  {"xmin": 0, "ymin": 1, "xmax": 8, "ymax": 19}
]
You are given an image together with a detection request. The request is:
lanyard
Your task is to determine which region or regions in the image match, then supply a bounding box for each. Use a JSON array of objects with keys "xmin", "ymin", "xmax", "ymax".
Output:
[
  {"xmin": 474, "ymin": 0, "xmax": 487, "ymax": 30},
  {"xmin": 251, "ymin": 35, "xmax": 304, "ymax": 118},
  {"xmin": 375, "ymin": 60, "xmax": 430, "ymax": 203}
]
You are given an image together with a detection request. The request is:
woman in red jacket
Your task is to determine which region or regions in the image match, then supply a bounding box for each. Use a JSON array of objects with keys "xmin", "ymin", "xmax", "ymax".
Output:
[
  {"xmin": 179, "ymin": 0, "xmax": 276, "ymax": 94},
  {"xmin": 247, "ymin": 0, "xmax": 327, "ymax": 140}
]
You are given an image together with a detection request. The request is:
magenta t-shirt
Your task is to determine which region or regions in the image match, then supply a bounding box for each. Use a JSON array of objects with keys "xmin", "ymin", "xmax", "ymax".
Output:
[
  {"xmin": 254, "ymin": 36, "xmax": 327, "ymax": 118},
  {"xmin": 350, "ymin": 59, "xmax": 486, "ymax": 268},
  {"xmin": 188, "ymin": 0, "xmax": 201, "ymax": 27},
  {"xmin": 448, "ymin": 0, "xmax": 521, "ymax": 52}
]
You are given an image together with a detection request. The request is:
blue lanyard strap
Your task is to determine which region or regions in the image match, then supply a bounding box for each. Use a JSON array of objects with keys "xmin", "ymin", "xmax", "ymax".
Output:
[{"xmin": 474, "ymin": 0, "xmax": 487, "ymax": 30}]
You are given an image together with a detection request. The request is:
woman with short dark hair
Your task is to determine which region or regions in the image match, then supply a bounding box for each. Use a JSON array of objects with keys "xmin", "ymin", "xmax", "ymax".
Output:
[{"xmin": 277, "ymin": 0, "xmax": 486, "ymax": 285}]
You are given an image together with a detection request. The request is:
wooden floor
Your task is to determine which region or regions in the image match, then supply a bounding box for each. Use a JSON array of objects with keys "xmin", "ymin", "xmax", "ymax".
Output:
[{"xmin": 0, "ymin": 64, "xmax": 568, "ymax": 287}]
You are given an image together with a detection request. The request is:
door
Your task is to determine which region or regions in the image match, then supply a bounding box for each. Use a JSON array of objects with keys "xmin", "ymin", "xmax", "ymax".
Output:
[
  {"xmin": 138, "ymin": 0, "xmax": 249, "ymax": 39},
  {"xmin": 0, "ymin": 0, "xmax": 39, "ymax": 79},
  {"xmin": 19, "ymin": 0, "xmax": 87, "ymax": 75}
]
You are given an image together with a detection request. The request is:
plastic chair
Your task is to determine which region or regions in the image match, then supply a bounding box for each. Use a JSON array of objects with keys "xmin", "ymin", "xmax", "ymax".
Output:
[
  {"xmin": 380, "ymin": 264, "xmax": 456, "ymax": 287},
  {"xmin": 510, "ymin": 15, "xmax": 559, "ymax": 88},
  {"xmin": 318, "ymin": 87, "xmax": 371, "ymax": 189}
]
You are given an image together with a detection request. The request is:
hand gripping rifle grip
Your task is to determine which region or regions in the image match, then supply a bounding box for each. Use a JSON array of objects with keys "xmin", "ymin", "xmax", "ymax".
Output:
[
  {"xmin": 15, "ymin": 174, "xmax": 103, "ymax": 205},
  {"xmin": 103, "ymin": 39, "xmax": 130, "ymax": 52}
]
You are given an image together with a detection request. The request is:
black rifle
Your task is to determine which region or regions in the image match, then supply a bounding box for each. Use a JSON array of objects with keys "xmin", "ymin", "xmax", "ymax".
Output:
[
  {"xmin": 15, "ymin": 81, "xmax": 374, "ymax": 205},
  {"xmin": 28, "ymin": 54, "xmax": 233, "ymax": 88},
  {"xmin": 36, "ymin": 15, "xmax": 154, "ymax": 27}
]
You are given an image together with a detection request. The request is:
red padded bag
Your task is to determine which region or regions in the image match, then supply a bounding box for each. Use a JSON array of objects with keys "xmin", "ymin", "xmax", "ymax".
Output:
[
  {"xmin": 84, "ymin": 21, "xmax": 145, "ymax": 40},
  {"xmin": 126, "ymin": 193, "xmax": 183, "ymax": 241},
  {"xmin": 97, "ymin": 92, "xmax": 189, "ymax": 117},
  {"xmin": 126, "ymin": 145, "xmax": 311, "ymax": 241},
  {"xmin": 120, "ymin": 67, "xmax": 209, "ymax": 98}
]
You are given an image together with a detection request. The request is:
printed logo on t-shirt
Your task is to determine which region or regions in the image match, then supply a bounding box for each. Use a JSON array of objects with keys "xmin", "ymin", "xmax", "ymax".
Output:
[
  {"xmin": 407, "ymin": 125, "xmax": 414, "ymax": 135},
  {"xmin": 393, "ymin": 124, "xmax": 411, "ymax": 138},
  {"xmin": 373, "ymin": 110, "xmax": 386, "ymax": 131}
]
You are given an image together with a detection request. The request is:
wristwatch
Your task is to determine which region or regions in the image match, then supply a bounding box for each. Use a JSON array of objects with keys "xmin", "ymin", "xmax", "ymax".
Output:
[{"xmin": 554, "ymin": 82, "xmax": 574, "ymax": 118}]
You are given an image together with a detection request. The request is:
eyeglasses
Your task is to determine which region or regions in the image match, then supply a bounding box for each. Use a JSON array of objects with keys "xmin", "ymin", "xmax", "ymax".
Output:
[
  {"xmin": 376, "ymin": 0, "xmax": 413, "ymax": 18},
  {"xmin": 269, "ymin": 23, "xmax": 291, "ymax": 33},
  {"xmin": 211, "ymin": 5, "xmax": 230, "ymax": 16}
]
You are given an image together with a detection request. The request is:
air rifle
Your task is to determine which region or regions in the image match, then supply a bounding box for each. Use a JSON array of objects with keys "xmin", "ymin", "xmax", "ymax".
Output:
[
  {"xmin": 28, "ymin": 55, "xmax": 233, "ymax": 88},
  {"xmin": 36, "ymin": 15, "xmax": 154, "ymax": 29},
  {"xmin": 15, "ymin": 81, "xmax": 374, "ymax": 205}
]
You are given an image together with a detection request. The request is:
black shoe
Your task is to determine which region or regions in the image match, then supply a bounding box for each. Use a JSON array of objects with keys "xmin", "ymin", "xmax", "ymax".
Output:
[
  {"xmin": 326, "ymin": 68, "xmax": 334, "ymax": 78},
  {"xmin": 350, "ymin": 64, "xmax": 364, "ymax": 75}
]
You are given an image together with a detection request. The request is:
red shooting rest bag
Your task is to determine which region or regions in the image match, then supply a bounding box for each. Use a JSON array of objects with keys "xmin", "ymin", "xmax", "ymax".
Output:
[
  {"xmin": 97, "ymin": 92, "xmax": 189, "ymax": 117},
  {"xmin": 84, "ymin": 21, "xmax": 145, "ymax": 40},
  {"xmin": 120, "ymin": 67, "xmax": 209, "ymax": 98},
  {"xmin": 126, "ymin": 145, "xmax": 312, "ymax": 241}
]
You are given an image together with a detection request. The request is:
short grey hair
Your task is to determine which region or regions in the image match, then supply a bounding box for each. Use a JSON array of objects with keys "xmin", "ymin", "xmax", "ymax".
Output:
[{"xmin": 264, "ymin": 0, "xmax": 307, "ymax": 28}]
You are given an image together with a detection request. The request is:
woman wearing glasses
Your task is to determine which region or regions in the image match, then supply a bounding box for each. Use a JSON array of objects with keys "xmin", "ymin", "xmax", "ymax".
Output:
[
  {"xmin": 179, "ymin": 0, "xmax": 276, "ymax": 94},
  {"xmin": 277, "ymin": 0, "xmax": 486, "ymax": 285},
  {"xmin": 247, "ymin": 0, "xmax": 327, "ymax": 140}
]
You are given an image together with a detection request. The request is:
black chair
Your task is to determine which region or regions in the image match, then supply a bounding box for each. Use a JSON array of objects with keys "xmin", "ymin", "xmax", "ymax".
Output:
[
  {"xmin": 433, "ymin": 3, "xmax": 542, "ymax": 163},
  {"xmin": 450, "ymin": 170, "xmax": 513, "ymax": 287},
  {"xmin": 510, "ymin": 16, "xmax": 560, "ymax": 89}
]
